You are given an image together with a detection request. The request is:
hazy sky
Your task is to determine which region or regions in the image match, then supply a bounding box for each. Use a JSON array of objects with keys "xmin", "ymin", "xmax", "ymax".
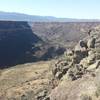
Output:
[{"xmin": 0, "ymin": 0, "xmax": 100, "ymax": 19}]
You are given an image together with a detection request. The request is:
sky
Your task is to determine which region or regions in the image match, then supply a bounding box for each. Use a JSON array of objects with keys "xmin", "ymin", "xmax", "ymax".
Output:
[{"xmin": 0, "ymin": 0, "xmax": 100, "ymax": 19}]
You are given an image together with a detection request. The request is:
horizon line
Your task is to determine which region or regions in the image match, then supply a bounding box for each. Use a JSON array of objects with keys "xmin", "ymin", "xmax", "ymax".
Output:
[{"xmin": 0, "ymin": 11, "xmax": 100, "ymax": 20}]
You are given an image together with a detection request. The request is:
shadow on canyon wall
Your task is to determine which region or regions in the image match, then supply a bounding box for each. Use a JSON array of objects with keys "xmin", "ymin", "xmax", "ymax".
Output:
[
  {"xmin": 0, "ymin": 21, "xmax": 65, "ymax": 68},
  {"xmin": 0, "ymin": 21, "xmax": 43, "ymax": 68}
]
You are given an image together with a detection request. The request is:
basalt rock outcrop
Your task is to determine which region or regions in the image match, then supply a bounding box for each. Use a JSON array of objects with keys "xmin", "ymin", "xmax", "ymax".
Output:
[
  {"xmin": 50, "ymin": 29, "xmax": 100, "ymax": 100},
  {"xmin": 51, "ymin": 32, "xmax": 99, "ymax": 81}
]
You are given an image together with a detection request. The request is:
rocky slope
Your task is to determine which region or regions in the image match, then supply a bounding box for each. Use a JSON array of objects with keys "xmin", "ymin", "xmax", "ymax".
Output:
[{"xmin": 49, "ymin": 27, "xmax": 100, "ymax": 100}]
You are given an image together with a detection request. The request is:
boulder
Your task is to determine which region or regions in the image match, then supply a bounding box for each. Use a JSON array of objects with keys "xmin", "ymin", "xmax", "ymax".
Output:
[
  {"xmin": 88, "ymin": 49, "xmax": 95, "ymax": 55},
  {"xmin": 55, "ymin": 60, "xmax": 68, "ymax": 68},
  {"xmin": 80, "ymin": 53, "xmax": 96, "ymax": 69},
  {"xmin": 74, "ymin": 40, "xmax": 87, "ymax": 52},
  {"xmin": 50, "ymin": 74, "xmax": 97, "ymax": 100},
  {"xmin": 55, "ymin": 72, "xmax": 63, "ymax": 79},
  {"xmin": 74, "ymin": 40, "xmax": 88, "ymax": 63},
  {"xmin": 62, "ymin": 66, "xmax": 69, "ymax": 74},
  {"xmin": 87, "ymin": 53, "xmax": 96, "ymax": 65},
  {"xmin": 52, "ymin": 60, "xmax": 69, "ymax": 79},
  {"xmin": 52, "ymin": 67, "xmax": 58, "ymax": 76},
  {"xmin": 73, "ymin": 50, "xmax": 88, "ymax": 64},
  {"xmin": 80, "ymin": 57, "xmax": 89, "ymax": 69},
  {"xmin": 36, "ymin": 90, "xmax": 48, "ymax": 100},
  {"xmin": 87, "ymin": 60, "xmax": 100, "ymax": 71},
  {"xmin": 73, "ymin": 51, "xmax": 84, "ymax": 64},
  {"xmin": 64, "ymin": 64, "xmax": 85, "ymax": 81},
  {"xmin": 87, "ymin": 37, "xmax": 96, "ymax": 48},
  {"xmin": 66, "ymin": 49, "xmax": 74, "ymax": 56}
]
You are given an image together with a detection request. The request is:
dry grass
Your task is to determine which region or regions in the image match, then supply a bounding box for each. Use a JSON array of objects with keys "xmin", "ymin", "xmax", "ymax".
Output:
[{"xmin": 0, "ymin": 61, "xmax": 52, "ymax": 99}]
